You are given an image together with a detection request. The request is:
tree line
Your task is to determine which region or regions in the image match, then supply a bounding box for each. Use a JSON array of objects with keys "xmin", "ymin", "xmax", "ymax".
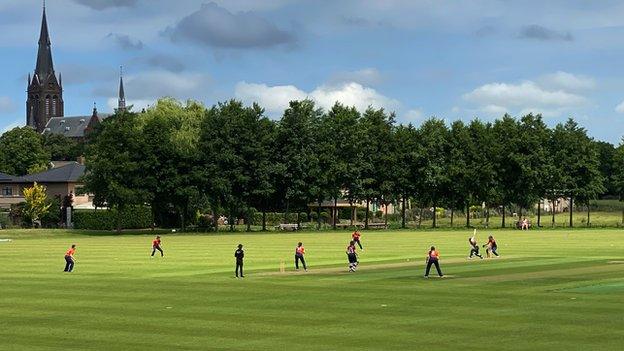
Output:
[{"xmin": 75, "ymin": 97, "xmax": 624, "ymax": 231}]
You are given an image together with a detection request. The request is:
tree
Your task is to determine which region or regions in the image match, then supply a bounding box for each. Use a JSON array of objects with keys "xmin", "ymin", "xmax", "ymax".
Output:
[
  {"xmin": 274, "ymin": 100, "xmax": 322, "ymax": 223},
  {"xmin": 141, "ymin": 98, "xmax": 204, "ymax": 230},
  {"xmin": 612, "ymin": 139, "xmax": 624, "ymax": 223},
  {"xmin": 83, "ymin": 111, "xmax": 153, "ymax": 232},
  {"xmin": 359, "ymin": 108, "xmax": 396, "ymax": 228},
  {"xmin": 42, "ymin": 133, "xmax": 84, "ymax": 161},
  {"xmin": 594, "ymin": 141, "xmax": 616, "ymax": 197},
  {"xmin": 416, "ymin": 118, "xmax": 450, "ymax": 228},
  {"xmin": 394, "ymin": 124, "xmax": 421, "ymax": 228},
  {"xmin": 447, "ymin": 121, "xmax": 471, "ymax": 227},
  {"xmin": 491, "ymin": 115, "xmax": 521, "ymax": 227},
  {"xmin": 0, "ymin": 127, "xmax": 49, "ymax": 176},
  {"xmin": 23, "ymin": 182, "xmax": 51, "ymax": 227},
  {"xmin": 550, "ymin": 119, "xmax": 604, "ymax": 227}
]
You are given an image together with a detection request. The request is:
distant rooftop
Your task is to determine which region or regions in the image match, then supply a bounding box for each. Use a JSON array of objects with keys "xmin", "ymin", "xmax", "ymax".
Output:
[{"xmin": 43, "ymin": 114, "xmax": 112, "ymax": 138}]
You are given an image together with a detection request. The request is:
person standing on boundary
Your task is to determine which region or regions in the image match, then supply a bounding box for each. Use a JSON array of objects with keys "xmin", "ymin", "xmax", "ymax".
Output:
[
  {"xmin": 346, "ymin": 240, "xmax": 358, "ymax": 272},
  {"xmin": 352, "ymin": 229, "xmax": 363, "ymax": 250},
  {"xmin": 295, "ymin": 242, "xmax": 307, "ymax": 271},
  {"xmin": 484, "ymin": 235, "xmax": 499, "ymax": 258},
  {"xmin": 63, "ymin": 244, "xmax": 77, "ymax": 272},
  {"xmin": 468, "ymin": 235, "xmax": 483, "ymax": 259},
  {"xmin": 424, "ymin": 246, "xmax": 443, "ymax": 278},
  {"xmin": 235, "ymin": 244, "xmax": 245, "ymax": 278},
  {"xmin": 151, "ymin": 236, "xmax": 164, "ymax": 257}
]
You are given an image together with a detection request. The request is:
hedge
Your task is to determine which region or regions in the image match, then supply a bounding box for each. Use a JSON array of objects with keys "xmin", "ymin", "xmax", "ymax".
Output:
[{"xmin": 73, "ymin": 206, "xmax": 153, "ymax": 230}]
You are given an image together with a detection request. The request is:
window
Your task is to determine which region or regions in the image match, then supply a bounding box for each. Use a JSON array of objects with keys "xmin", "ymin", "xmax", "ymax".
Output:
[
  {"xmin": 52, "ymin": 95, "xmax": 58, "ymax": 115},
  {"xmin": 2, "ymin": 187, "xmax": 12, "ymax": 196},
  {"xmin": 45, "ymin": 95, "xmax": 51, "ymax": 115}
]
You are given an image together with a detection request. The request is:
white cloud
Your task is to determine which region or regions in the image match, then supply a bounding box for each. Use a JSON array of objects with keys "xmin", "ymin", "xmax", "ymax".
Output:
[
  {"xmin": 0, "ymin": 96, "xmax": 15, "ymax": 113},
  {"xmin": 404, "ymin": 108, "xmax": 424, "ymax": 122},
  {"xmin": 538, "ymin": 71, "xmax": 596, "ymax": 91},
  {"xmin": 235, "ymin": 81, "xmax": 399, "ymax": 115},
  {"xmin": 463, "ymin": 77, "xmax": 589, "ymax": 117},
  {"xmin": 615, "ymin": 100, "xmax": 624, "ymax": 114},
  {"xmin": 1, "ymin": 119, "xmax": 22, "ymax": 134},
  {"xmin": 96, "ymin": 70, "xmax": 210, "ymax": 101},
  {"xmin": 106, "ymin": 98, "xmax": 154, "ymax": 112},
  {"xmin": 328, "ymin": 68, "xmax": 383, "ymax": 87}
]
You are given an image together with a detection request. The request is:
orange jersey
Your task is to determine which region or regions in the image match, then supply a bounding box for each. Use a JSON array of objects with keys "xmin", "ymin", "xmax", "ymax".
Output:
[
  {"xmin": 152, "ymin": 239, "xmax": 161, "ymax": 247},
  {"xmin": 65, "ymin": 248, "xmax": 75, "ymax": 257},
  {"xmin": 296, "ymin": 246, "xmax": 305, "ymax": 255},
  {"xmin": 428, "ymin": 250, "xmax": 440, "ymax": 260},
  {"xmin": 352, "ymin": 232, "xmax": 361, "ymax": 240}
]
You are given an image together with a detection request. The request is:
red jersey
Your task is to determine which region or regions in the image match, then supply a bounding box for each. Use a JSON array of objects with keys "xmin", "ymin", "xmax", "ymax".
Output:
[
  {"xmin": 346, "ymin": 245, "xmax": 356, "ymax": 254},
  {"xmin": 296, "ymin": 246, "xmax": 305, "ymax": 255},
  {"xmin": 65, "ymin": 248, "xmax": 75, "ymax": 257},
  {"xmin": 428, "ymin": 250, "xmax": 440, "ymax": 260},
  {"xmin": 152, "ymin": 239, "xmax": 161, "ymax": 247},
  {"xmin": 352, "ymin": 232, "xmax": 361, "ymax": 240}
]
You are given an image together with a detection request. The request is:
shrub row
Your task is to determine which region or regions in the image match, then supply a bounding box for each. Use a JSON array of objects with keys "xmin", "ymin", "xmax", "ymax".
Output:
[{"xmin": 73, "ymin": 206, "xmax": 153, "ymax": 230}]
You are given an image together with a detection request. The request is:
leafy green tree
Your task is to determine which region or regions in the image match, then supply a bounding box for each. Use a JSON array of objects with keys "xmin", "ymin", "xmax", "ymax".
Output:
[
  {"xmin": 359, "ymin": 108, "xmax": 396, "ymax": 228},
  {"xmin": 612, "ymin": 139, "xmax": 624, "ymax": 223},
  {"xmin": 594, "ymin": 141, "xmax": 616, "ymax": 197},
  {"xmin": 22, "ymin": 182, "xmax": 51, "ymax": 227},
  {"xmin": 83, "ymin": 111, "xmax": 153, "ymax": 232},
  {"xmin": 42, "ymin": 133, "xmax": 84, "ymax": 161},
  {"xmin": 315, "ymin": 103, "xmax": 362, "ymax": 228},
  {"xmin": 416, "ymin": 118, "xmax": 450, "ymax": 228},
  {"xmin": 0, "ymin": 127, "xmax": 49, "ymax": 176},
  {"xmin": 141, "ymin": 98, "xmax": 204, "ymax": 230},
  {"xmin": 550, "ymin": 119, "xmax": 604, "ymax": 227},
  {"xmin": 447, "ymin": 120, "xmax": 471, "ymax": 227},
  {"xmin": 394, "ymin": 124, "xmax": 422, "ymax": 228},
  {"xmin": 274, "ymin": 100, "xmax": 322, "ymax": 223}
]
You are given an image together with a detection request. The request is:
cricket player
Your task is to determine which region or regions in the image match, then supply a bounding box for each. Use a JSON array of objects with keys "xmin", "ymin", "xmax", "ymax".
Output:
[
  {"xmin": 352, "ymin": 230, "xmax": 363, "ymax": 250},
  {"xmin": 295, "ymin": 242, "xmax": 307, "ymax": 271},
  {"xmin": 235, "ymin": 244, "xmax": 245, "ymax": 278},
  {"xmin": 63, "ymin": 244, "xmax": 76, "ymax": 272},
  {"xmin": 151, "ymin": 235, "xmax": 164, "ymax": 257},
  {"xmin": 484, "ymin": 235, "xmax": 499, "ymax": 258},
  {"xmin": 346, "ymin": 240, "xmax": 359, "ymax": 272},
  {"xmin": 424, "ymin": 246, "xmax": 443, "ymax": 278},
  {"xmin": 468, "ymin": 235, "xmax": 483, "ymax": 259}
]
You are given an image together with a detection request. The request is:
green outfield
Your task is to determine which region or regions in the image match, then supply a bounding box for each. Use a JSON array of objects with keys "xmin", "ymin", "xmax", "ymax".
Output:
[{"xmin": 1, "ymin": 229, "xmax": 623, "ymax": 350}]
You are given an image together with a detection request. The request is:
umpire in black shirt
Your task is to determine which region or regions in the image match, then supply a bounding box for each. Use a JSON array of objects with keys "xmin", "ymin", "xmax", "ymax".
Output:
[{"xmin": 235, "ymin": 244, "xmax": 245, "ymax": 278}]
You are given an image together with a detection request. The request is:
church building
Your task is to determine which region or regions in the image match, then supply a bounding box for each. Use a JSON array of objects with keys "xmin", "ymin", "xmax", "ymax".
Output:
[{"xmin": 26, "ymin": 4, "xmax": 126, "ymax": 139}]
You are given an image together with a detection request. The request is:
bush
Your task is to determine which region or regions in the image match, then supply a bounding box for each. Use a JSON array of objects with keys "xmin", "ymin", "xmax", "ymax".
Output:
[
  {"xmin": 74, "ymin": 206, "xmax": 153, "ymax": 230},
  {"xmin": 0, "ymin": 211, "xmax": 9, "ymax": 229}
]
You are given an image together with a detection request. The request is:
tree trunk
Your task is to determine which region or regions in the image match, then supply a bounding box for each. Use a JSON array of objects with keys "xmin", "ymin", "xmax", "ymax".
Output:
[
  {"xmin": 213, "ymin": 206, "xmax": 219, "ymax": 232},
  {"xmin": 450, "ymin": 208, "xmax": 454, "ymax": 227},
  {"xmin": 432, "ymin": 204, "xmax": 437, "ymax": 228},
  {"xmin": 365, "ymin": 199, "xmax": 370, "ymax": 230},
  {"xmin": 350, "ymin": 203, "xmax": 354, "ymax": 226},
  {"xmin": 537, "ymin": 200, "xmax": 541, "ymax": 227},
  {"xmin": 569, "ymin": 197, "xmax": 573, "ymax": 228},
  {"xmin": 384, "ymin": 201, "xmax": 388, "ymax": 228},
  {"xmin": 316, "ymin": 198, "xmax": 322, "ymax": 230},
  {"xmin": 418, "ymin": 208, "xmax": 423, "ymax": 228},
  {"xmin": 284, "ymin": 200, "xmax": 290, "ymax": 224},
  {"xmin": 587, "ymin": 201, "xmax": 590, "ymax": 228},
  {"xmin": 116, "ymin": 207, "xmax": 123, "ymax": 234},
  {"xmin": 401, "ymin": 195, "xmax": 406, "ymax": 229},
  {"xmin": 246, "ymin": 211, "xmax": 251, "ymax": 232},
  {"xmin": 332, "ymin": 197, "xmax": 337, "ymax": 230},
  {"xmin": 501, "ymin": 205, "xmax": 506, "ymax": 228},
  {"xmin": 262, "ymin": 206, "xmax": 267, "ymax": 231},
  {"xmin": 486, "ymin": 207, "xmax": 490, "ymax": 228},
  {"xmin": 551, "ymin": 199, "xmax": 556, "ymax": 228},
  {"xmin": 466, "ymin": 202, "xmax": 471, "ymax": 228},
  {"xmin": 621, "ymin": 208, "xmax": 624, "ymax": 226}
]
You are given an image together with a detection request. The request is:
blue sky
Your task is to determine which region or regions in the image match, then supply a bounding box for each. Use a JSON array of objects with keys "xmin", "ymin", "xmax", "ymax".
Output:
[{"xmin": 2, "ymin": 0, "xmax": 624, "ymax": 143}]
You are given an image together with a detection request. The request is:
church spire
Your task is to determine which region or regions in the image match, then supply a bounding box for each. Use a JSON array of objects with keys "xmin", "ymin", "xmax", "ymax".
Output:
[
  {"xmin": 35, "ymin": 1, "xmax": 54, "ymax": 79},
  {"xmin": 118, "ymin": 66, "xmax": 126, "ymax": 112}
]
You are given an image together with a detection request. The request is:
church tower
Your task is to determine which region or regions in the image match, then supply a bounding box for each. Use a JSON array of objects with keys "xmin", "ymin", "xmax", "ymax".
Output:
[
  {"xmin": 27, "ymin": 3, "xmax": 63, "ymax": 133},
  {"xmin": 117, "ymin": 66, "xmax": 126, "ymax": 112}
]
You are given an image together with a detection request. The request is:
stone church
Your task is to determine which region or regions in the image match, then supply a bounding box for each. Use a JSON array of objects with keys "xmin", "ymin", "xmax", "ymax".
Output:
[{"xmin": 26, "ymin": 5, "xmax": 126, "ymax": 139}]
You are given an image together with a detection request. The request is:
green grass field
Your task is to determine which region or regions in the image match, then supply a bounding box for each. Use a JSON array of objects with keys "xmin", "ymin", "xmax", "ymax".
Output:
[{"xmin": 1, "ymin": 229, "xmax": 623, "ymax": 350}]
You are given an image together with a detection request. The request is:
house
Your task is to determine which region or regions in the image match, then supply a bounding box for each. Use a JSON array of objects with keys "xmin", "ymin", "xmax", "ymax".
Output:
[{"xmin": 0, "ymin": 162, "xmax": 88, "ymax": 209}]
